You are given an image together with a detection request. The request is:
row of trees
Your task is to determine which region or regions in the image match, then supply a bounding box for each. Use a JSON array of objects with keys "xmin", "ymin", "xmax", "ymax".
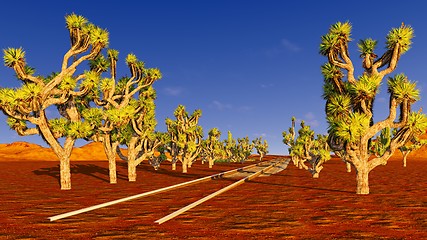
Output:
[
  {"xmin": 0, "ymin": 14, "xmax": 268, "ymax": 190},
  {"xmin": 283, "ymin": 117, "xmax": 331, "ymax": 178}
]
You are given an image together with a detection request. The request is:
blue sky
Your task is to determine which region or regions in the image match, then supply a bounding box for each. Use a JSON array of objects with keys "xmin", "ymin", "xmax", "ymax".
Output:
[{"xmin": 1, "ymin": 1, "xmax": 427, "ymax": 154}]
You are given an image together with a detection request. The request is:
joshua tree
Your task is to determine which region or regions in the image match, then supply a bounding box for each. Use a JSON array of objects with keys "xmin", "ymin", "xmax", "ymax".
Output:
[
  {"xmin": 320, "ymin": 22, "xmax": 427, "ymax": 194},
  {"xmin": 165, "ymin": 105, "xmax": 203, "ymax": 173},
  {"xmin": 0, "ymin": 14, "xmax": 109, "ymax": 190},
  {"xmin": 253, "ymin": 137, "xmax": 269, "ymax": 161},
  {"xmin": 307, "ymin": 134, "xmax": 331, "ymax": 178},
  {"xmin": 200, "ymin": 128, "xmax": 223, "ymax": 168},
  {"xmin": 235, "ymin": 136, "xmax": 254, "ymax": 163},
  {"xmin": 283, "ymin": 117, "xmax": 298, "ymax": 166},
  {"xmin": 74, "ymin": 35, "xmax": 161, "ymax": 183},
  {"xmin": 397, "ymin": 114, "xmax": 427, "ymax": 167},
  {"xmin": 399, "ymin": 137, "xmax": 427, "ymax": 167},
  {"xmin": 114, "ymin": 86, "xmax": 163, "ymax": 181},
  {"xmin": 284, "ymin": 119, "xmax": 330, "ymax": 178},
  {"xmin": 223, "ymin": 131, "xmax": 238, "ymax": 162}
]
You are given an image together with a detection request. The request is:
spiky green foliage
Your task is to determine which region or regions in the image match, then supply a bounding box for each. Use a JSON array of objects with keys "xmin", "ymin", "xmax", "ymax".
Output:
[
  {"xmin": 386, "ymin": 24, "xmax": 413, "ymax": 53},
  {"xmin": 106, "ymin": 105, "xmax": 136, "ymax": 125},
  {"xmin": 90, "ymin": 55, "xmax": 110, "ymax": 72},
  {"xmin": 3, "ymin": 48, "xmax": 25, "ymax": 68},
  {"xmin": 388, "ymin": 74, "xmax": 419, "ymax": 103},
  {"xmin": 350, "ymin": 74, "xmax": 381, "ymax": 100},
  {"xmin": 67, "ymin": 121, "xmax": 93, "ymax": 139},
  {"xmin": 107, "ymin": 49, "xmax": 119, "ymax": 60},
  {"xmin": 319, "ymin": 21, "xmax": 351, "ymax": 56},
  {"xmin": 358, "ymin": 38, "xmax": 377, "ymax": 56},
  {"xmin": 7, "ymin": 117, "xmax": 26, "ymax": 130},
  {"xmin": 126, "ymin": 54, "xmax": 138, "ymax": 65},
  {"xmin": 49, "ymin": 118, "xmax": 69, "ymax": 138},
  {"xmin": 89, "ymin": 27, "xmax": 109, "ymax": 47},
  {"xmin": 81, "ymin": 107, "xmax": 103, "ymax": 128},
  {"xmin": 371, "ymin": 128, "xmax": 392, "ymax": 156},
  {"xmin": 332, "ymin": 112, "xmax": 370, "ymax": 143},
  {"xmin": 65, "ymin": 14, "xmax": 88, "ymax": 29},
  {"xmin": 80, "ymin": 71, "xmax": 101, "ymax": 89}
]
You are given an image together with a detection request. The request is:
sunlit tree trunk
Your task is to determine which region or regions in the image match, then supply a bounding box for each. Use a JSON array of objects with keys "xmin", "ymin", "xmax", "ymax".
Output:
[
  {"xmin": 102, "ymin": 134, "xmax": 118, "ymax": 184},
  {"xmin": 355, "ymin": 163, "xmax": 370, "ymax": 194}
]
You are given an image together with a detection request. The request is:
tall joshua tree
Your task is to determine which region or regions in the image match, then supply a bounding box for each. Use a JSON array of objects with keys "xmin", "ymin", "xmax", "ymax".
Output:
[
  {"xmin": 320, "ymin": 22, "xmax": 427, "ymax": 194},
  {"xmin": 165, "ymin": 105, "xmax": 203, "ymax": 173},
  {"xmin": 115, "ymin": 86, "xmax": 164, "ymax": 181},
  {"xmin": 0, "ymin": 14, "xmax": 108, "ymax": 190},
  {"xmin": 86, "ymin": 50, "xmax": 161, "ymax": 183}
]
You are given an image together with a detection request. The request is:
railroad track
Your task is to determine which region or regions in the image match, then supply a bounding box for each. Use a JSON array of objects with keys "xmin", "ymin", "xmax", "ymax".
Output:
[{"xmin": 48, "ymin": 157, "xmax": 290, "ymax": 223}]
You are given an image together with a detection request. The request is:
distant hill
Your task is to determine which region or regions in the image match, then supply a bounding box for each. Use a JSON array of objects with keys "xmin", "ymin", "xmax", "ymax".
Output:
[
  {"xmin": 0, "ymin": 142, "xmax": 111, "ymax": 161},
  {"xmin": 0, "ymin": 138, "xmax": 426, "ymax": 162}
]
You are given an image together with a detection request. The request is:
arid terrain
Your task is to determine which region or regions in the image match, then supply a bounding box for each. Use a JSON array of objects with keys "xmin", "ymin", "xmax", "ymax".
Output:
[{"xmin": 0, "ymin": 142, "xmax": 426, "ymax": 239}]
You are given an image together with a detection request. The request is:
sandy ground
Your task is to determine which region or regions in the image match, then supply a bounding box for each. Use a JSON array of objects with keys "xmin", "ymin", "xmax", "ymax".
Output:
[{"xmin": 0, "ymin": 155, "xmax": 426, "ymax": 239}]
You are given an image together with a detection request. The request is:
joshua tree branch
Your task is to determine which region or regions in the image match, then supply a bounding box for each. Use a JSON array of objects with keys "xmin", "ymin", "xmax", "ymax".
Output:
[
  {"xmin": 378, "ymin": 43, "xmax": 400, "ymax": 78},
  {"xmin": 16, "ymin": 127, "xmax": 39, "ymax": 136}
]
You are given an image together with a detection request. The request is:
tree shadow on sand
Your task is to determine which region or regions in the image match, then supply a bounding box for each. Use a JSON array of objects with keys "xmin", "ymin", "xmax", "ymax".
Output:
[{"xmin": 32, "ymin": 163, "xmax": 128, "ymax": 186}]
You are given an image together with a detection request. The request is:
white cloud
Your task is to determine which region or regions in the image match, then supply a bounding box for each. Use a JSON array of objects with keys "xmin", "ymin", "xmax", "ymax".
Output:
[
  {"xmin": 281, "ymin": 38, "xmax": 301, "ymax": 52},
  {"xmin": 238, "ymin": 106, "xmax": 252, "ymax": 112},
  {"xmin": 261, "ymin": 83, "xmax": 274, "ymax": 88},
  {"xmin": 296, "ymin": 112, "xmax": 320, "ymax": 128},
  {"xmin": 163, "ymin": 87, "xmax": 184, "ymax": 96},
  {"xmin": 210, "ymin": 100, "xmax": 233, "ymax": 111}
]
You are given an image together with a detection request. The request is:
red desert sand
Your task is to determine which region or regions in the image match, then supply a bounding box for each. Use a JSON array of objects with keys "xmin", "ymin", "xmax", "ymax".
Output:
[{"xmin": 0, "ymin": 142, "xmax": 426, "ymax": 239}]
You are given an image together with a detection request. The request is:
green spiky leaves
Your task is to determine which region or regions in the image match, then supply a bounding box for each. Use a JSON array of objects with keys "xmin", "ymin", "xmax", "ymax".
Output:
[
  {"xmin": 65, "ymin": 14, "xmax": 88, "ymax": 30},
  {"xmin": 146, "ymin": 68, "xmax": 162, "ymax": 81},
  {"xmin": 332, "ymin": 112, "xmax": 371, "ymax": 143},
  {"xmin": 350, "ymin": 74, "xmax": 381, "ymax": 100},
  {"xmin": 388, "ymin": 73, "xmax": 419, "ymax": 103},
  {"xmin": 65, "ymin": 13, "xmax": 109, "ymax": 50},
  {"xmin": 407, "ymin": 112, "xmax": 427, "ymax": 135},
  {"xmin": 358, "ymin": 38, "xmax": 377, "ymax": 57},
  {"xmin": 3, "ymin": 47, "xmax": 25, "ymax": 68},
  {"xmin": 106, "ymin": 105, "xmax": 136, "ymax": 125},
  {"xmin": 319, "ymin": 21, "xmax": 352, "ymax": 56},
  {"xmin": 326, "ymin": 94, "xmax": 352, "ymax": 120},
  {"xmin": 386, "ymin": 24, "xmax": 413, "ymax": 54}
]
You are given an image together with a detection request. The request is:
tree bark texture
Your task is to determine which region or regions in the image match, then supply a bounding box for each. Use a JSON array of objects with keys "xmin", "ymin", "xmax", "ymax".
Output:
[{"xmin": 356, "ymin": 166, "xmax": 370, "ymax": 194}]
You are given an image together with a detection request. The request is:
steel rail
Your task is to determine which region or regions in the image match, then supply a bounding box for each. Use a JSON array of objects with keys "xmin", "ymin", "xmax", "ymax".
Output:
[
  {"xmin": 48, "ymin": 160, "xmax": 278, "ymax": 221},
  {"xmin": 155, "ymin": 159, "xmax": 285, "ymax": 224}
]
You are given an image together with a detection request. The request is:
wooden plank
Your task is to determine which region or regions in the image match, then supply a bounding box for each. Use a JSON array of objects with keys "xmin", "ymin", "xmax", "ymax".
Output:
[
  {"xmin": 155, "ymin": 160, "xmax": 282, "ymax": 224},
  {"xmin": 48, "ymin": 161, "xmax": 267, "ymax": 221}
]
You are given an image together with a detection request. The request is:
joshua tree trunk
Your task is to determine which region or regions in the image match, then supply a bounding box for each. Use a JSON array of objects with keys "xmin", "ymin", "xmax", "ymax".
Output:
[
  {"xmin": 172, "ymin": 162, "xmax": 176, "ymax": 171},
  {"xmin": 403, "ymin": 151, "xmax": 410, "ymax": 167},
  {"xmin": 355, "ymin": 163, "xmax": 370, "ymax": 195},
  {"xmin": 182, "ymin": 161, "xmax": 188, "ymax": 173},
  {"xmin": 38, "ymin": 114, "xmax": 76, "ymax": 190},
  {"xmin": 58, "ymin": 154, "xmax": 71, "ymax": 190},
  {"xmin": 346, "ymin": 162, "xmax": 352, "ymax": 172},
  {"xmin": 102, "ymin": 134, "xmax": 118, "ymax": 184}
]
